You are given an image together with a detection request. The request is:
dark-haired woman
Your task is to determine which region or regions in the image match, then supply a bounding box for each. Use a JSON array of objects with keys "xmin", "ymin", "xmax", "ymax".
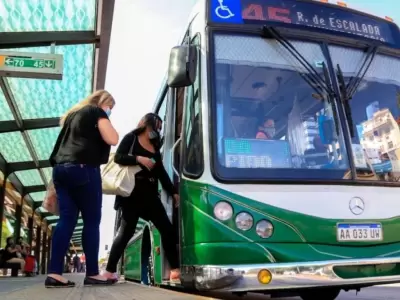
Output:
[
  {"xmin": 3, "ymin": 237, "xmax": 25, "ymax": 272},
  {"xmin": 103, "ymin": 113, "xmax": 180, "ymax": 282}
]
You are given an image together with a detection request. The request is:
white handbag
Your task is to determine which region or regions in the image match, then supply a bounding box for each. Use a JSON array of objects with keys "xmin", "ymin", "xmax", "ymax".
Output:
[{"xmin": 101, "ymin": 137, "xmax": 141, "ymax": 197}]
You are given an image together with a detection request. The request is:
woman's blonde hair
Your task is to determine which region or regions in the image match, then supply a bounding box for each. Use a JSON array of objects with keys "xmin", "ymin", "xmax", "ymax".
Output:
[{"xmin": 60, "ymin": 90, "xmax": 115, "ymax": 126}]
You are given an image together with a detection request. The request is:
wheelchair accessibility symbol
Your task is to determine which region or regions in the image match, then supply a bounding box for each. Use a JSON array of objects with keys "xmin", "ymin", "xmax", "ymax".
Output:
[{"xmin": 215, "ymin": 0, "xmax": 235, "ymax": 19}]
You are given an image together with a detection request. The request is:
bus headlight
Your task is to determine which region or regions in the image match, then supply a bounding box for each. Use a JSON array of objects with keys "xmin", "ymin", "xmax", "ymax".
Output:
[
  {"xmin": 235, "ymin": 212, "xmax": 253, "ymax": 231},
  {"xmin": 256, "ymin": 220, "xmax": 274, "ymax": 238},
  {"xmin": 213, "ymin": 201, "xmax": 233, "ymax": 221}
]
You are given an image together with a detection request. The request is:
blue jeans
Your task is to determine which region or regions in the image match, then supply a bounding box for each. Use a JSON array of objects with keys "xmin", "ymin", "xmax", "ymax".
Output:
[{"xmin": 49, "ymin": 163, "xmax": 102, "ymax": 277}]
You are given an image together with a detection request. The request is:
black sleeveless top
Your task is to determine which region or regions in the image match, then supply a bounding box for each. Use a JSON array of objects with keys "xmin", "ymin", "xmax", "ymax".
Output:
[{"xmin": 50, "ymin": 106, "xmax": 111, "ymax": 166}]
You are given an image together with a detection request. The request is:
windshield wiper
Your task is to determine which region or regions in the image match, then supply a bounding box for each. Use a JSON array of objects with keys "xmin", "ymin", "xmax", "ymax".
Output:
[
  {"xmin": 337, "ymin": 65, "xmax": 355, "ymax": 137},
  {"xmin": 322, "ymin": 62, "xmax": 340, "ymax": 136},
  {"xmin": 262, "ymin": 26, "xmax": 336, "ymax": 98},
  {"xmin": 345, "ymin": 46, "xmax": 377, "ymax": 99},
  {"xmin": 262, "ymin": 26, "xmax": 340, "ymax": 136},
  {"xmin": 336, "ymin": 46, "xmax": 378, "ymax": 137}
]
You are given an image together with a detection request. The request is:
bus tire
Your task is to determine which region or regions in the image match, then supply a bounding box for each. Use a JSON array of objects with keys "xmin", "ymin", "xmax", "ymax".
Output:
[{"xmin": 300, "ymin": 288, "xmax": 340, "ymax": 300}]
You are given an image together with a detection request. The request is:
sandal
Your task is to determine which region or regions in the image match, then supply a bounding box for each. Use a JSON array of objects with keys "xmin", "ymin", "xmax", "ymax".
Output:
[
  {"xmin": 84, "ymin": 277, "xmax": 117, "ymax": 286},
  {"xmin": 169, "ymin": 269, "xmax": 181, "ymax": 282}
]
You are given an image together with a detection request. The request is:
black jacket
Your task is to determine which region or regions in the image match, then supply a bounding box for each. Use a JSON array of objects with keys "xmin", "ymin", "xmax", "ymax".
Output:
[{"xmin": 113, "ymin": 131, "xmax": 176, "ymax": 210}]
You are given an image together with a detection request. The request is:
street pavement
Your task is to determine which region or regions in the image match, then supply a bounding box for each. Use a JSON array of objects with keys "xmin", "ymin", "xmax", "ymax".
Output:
[{"xmin": 199, "ymin": 284, "xmax": 400, "ymax": 299}]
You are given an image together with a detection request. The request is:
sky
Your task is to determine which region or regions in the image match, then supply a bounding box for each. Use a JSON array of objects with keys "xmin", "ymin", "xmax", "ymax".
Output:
[
  {"xmin": 98, "ymin": 0, "xmax": 197, "ymax": 258},
  {"xmin": 98, "ymin": 0, "xmax": 400, "ymax": 258}
]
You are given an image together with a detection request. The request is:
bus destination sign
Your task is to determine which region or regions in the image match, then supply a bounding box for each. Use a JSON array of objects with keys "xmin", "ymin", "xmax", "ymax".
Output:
[{"xmin": 210, "ymin": 0, "xmax": 396, "ymax": 44}]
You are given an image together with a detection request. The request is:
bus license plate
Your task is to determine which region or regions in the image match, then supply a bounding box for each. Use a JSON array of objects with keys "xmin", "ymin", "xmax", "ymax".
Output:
[{"xmin": 337, "ymin": 223, "xmax": 383, "ymax": 242}]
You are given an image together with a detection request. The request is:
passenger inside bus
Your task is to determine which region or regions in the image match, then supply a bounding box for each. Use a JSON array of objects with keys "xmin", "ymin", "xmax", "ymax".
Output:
[{"xmin": 255, "ymin": 118, "xmax": 276, "ymax": 140}]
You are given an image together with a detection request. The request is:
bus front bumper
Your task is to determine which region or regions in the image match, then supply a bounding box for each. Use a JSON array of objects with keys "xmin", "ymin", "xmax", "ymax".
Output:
[{"xmin": 182, "ymin": 257, "xmax": 400, "ymax": 292}]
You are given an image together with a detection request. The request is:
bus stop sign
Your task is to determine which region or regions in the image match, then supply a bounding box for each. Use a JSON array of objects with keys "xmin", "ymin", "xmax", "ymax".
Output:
[{"xmin": 0, "ymin": 51, "xmax": 63, "ymax": 80}]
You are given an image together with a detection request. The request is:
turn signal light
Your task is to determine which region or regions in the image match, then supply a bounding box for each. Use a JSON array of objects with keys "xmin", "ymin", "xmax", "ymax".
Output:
[
  {"xmin": 258, "ymin": 269, "xmax": 272, "ymax": 284},
  {"xmin": 337, "ymin": 1, "xmax": 347, "ymax": 7}
]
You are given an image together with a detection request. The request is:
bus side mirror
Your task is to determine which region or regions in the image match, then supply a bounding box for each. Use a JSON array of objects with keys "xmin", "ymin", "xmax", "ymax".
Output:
[{"xmin": 167, "ymin": 45, "xmax": 197, "ymax": 88}]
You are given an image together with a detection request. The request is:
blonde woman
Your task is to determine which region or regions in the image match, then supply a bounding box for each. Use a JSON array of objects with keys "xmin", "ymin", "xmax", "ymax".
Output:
[{"xmin": 45, "ymin": 90, "xmax": 119, "ymax": 288}]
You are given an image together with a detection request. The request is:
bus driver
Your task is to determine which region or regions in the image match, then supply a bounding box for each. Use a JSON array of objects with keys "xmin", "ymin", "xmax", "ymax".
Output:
[{"xmin": 256, "ymin": 118, "xmax": 276, "ymax": 140}]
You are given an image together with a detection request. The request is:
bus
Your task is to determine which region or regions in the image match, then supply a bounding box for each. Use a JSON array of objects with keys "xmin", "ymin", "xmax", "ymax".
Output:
[{"xmin": 122, "ymin": 0, "xmax": 400, "ymax": 299}]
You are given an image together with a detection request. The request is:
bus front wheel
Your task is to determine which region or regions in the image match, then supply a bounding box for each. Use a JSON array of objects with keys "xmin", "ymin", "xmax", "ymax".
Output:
[{"xmin": 300, "ymin": 288, "xmax": 340, "ymax": 300}]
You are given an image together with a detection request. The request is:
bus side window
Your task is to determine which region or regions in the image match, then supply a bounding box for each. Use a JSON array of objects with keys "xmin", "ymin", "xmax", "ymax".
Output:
[
  {"xmin": 183, "ymin": 35, "xmax": 203, "ymax": 177},
  {"xmin": 157, "ymin": 91, "xmax": 168, "ymax": 154},
  {"xmin": 172, "ymin": 86, "xmax": 185, "ymax": 178}
]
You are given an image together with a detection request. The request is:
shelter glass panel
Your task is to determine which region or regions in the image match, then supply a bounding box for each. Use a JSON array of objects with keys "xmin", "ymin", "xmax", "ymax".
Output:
[
  {"xmin": 37, "ymin": 206, "xmax": 48, "ymax": 214},
  {"xmin": 30, "ymin": 191, "xmax": 46, "ymax": 202},
  {"xmin": 41, "ymin": 167, "xmax": 52, "ymax": 184},
  {"xmin": 0, "ymin": 0, "xmax": 96, "ymax": 32},
  {"xmin": 0, "ymin": 132, "xmax": 31, "ymax": 162},
  {"xmin": 46, "ymin": 216, "xmax": 59, "ymax": 226},
  {"xmin": 0, "ymin": 90, "xmax": 14, "ymax": 121},
  {"xmin": 28, "ymin": 127, "xmax": 60, "ymax": 160},
  {"xmin": 14, "ymin": 169, "xmax": 43, "ymax": 186},
  {"xmin": 6, "ymin": 44, "xmax": 95, "ymax": 119}
]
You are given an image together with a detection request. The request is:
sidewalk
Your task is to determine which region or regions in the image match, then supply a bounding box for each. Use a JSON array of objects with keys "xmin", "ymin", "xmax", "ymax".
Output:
[
  {"xmin": 0, "ymin": 274, "xmax": 210, "ymax": 300},
  {"xmin": 0, "ymin": 275, "xmax": 44, "ymax": 295}
]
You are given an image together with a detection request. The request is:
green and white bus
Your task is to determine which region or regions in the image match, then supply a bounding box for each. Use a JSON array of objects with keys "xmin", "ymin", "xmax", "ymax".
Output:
[{"xmin": 122, "ymin": 0, "xmax": 400, "ymax": 298}]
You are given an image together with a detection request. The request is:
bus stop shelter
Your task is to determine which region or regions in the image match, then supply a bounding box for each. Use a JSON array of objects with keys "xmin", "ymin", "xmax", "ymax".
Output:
[{"xmin": 0, "ymin": 0, "xmax": 115, "ymax": 273}]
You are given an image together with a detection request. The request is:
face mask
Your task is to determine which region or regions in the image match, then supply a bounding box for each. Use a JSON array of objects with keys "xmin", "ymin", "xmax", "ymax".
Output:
[
  {"xmin": 264, "ymin": 127, "xmax": 276, "ymax": 138},
  {"xmin": 148, "ymin": 130, "xmax": 159, "ymax": 140},
  {"xmin": 105, "ymin": 107, "xmax": 111, "ymax": 117},
  {"xmin": 149, "ymin": 131, "xmax": 161, "ymax": 148}
]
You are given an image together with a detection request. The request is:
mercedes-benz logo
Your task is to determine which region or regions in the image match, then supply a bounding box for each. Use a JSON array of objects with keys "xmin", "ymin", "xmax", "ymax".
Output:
[{"xmin": 349, "ymin": 197, "xmax": 365, "ymax": 215}]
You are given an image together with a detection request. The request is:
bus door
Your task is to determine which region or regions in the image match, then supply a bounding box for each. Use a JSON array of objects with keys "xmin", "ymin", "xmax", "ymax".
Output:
[
  {"xmin": 161, "ymin": 33, "xmax": 201, "ymax": 279},
  {"xmin": 158, "ymin": 85, "xmax": 184, "ymax": 279}
]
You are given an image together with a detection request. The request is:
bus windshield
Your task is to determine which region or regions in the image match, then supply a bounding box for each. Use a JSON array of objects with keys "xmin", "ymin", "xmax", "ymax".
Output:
[
  {"xmin": 211, "ymin": 33, "xmax": 400, "ymax": 182},
  {"xmin": 329, "ymin": 45, "xmax": 400, "ymax": 182}
]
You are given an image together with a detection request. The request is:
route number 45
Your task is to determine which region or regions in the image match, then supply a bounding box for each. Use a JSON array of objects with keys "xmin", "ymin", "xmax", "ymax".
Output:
[{"xmin": 34, "ymin": 60, "xmax": 45, "ymax": 68}]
